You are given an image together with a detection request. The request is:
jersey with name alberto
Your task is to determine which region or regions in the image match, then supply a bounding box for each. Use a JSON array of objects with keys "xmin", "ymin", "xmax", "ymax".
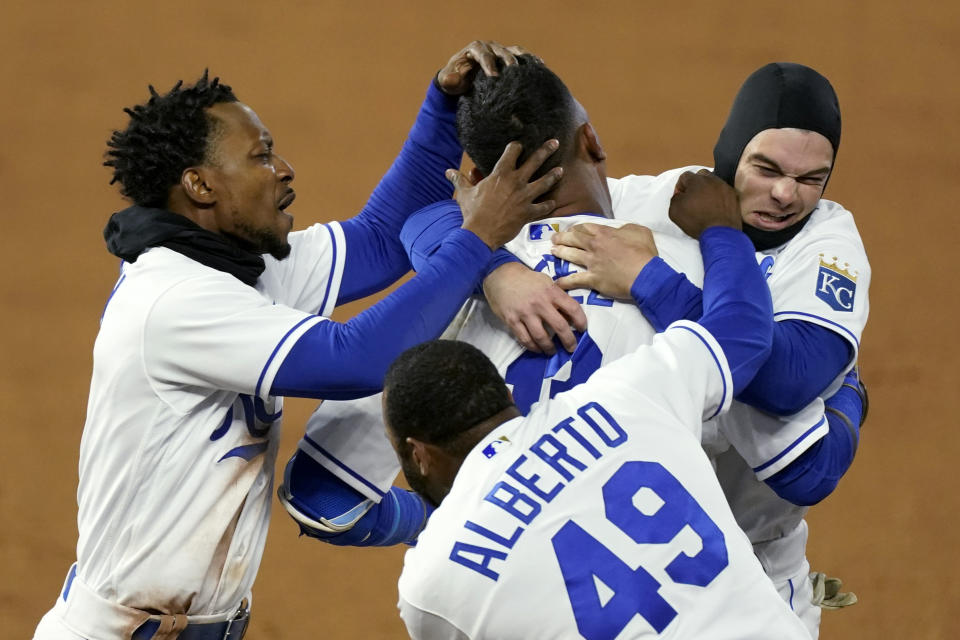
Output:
[
  {"xmin": 77, "ymin": 221, "xmax": 346, "ymax": 616},
  {"xmin": 398, "ymin": 323, "xmax": 809, "ymax": 640}
]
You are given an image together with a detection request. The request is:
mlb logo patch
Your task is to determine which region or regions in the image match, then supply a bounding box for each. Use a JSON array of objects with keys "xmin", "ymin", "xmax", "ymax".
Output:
[
  {"xmin": 816, "ymin": 254, "xmax": 857, "ymax": 312},
  {"xmin": 482, "ymin": 436, "xmax": 511, "ymax": 459},
  {"xmin": 529, "ymin": 223, "xmax": 560, "ymax": 240}
]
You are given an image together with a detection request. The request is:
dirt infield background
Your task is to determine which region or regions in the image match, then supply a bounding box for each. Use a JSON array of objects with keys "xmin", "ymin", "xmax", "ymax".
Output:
[{"xmin": 3, "ymin": 1, "xmax": 958, "ymax": 638}]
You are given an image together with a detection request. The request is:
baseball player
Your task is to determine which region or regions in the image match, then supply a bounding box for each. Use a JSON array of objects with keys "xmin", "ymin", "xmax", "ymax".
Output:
[
  {"xmin": 384, "ymin": 194, "xmax": 812, "ymax": 638},
  {"xmin": 33, "ymin": 42, "xmax": 561, "ymax": 640},
  {"xmin": 279, "ymin": 59, "xmax": 866, "ymax": 638}
]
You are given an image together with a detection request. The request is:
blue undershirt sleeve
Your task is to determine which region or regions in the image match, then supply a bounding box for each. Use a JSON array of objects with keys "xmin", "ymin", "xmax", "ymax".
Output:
[
  {"xmin": 284, "ymin": 451, "xmax": 433, "ymax": 547},
  {"xmin": 271, "ymin": 229, "xmax": 491, "ymax": 399},
  {"xmin": 400, "ymin": 200, "xmax": 520, "ymax": 280},
  {"xmin": 663, "ymin": 226, "xmax": 773, "ymax": 394},
  {"xmin": 631, "ymin": 257, "xmax": 703, "ymax": 331},
  {"xmin": 335, "ymin": 82, "xmax": 462, "ymax": 305},
  {"xmin": 737, "ymin": 321, "xmax": 853, "ymax": 414},
  {"xmin": 764, "ymin": 370, "xmax": 863, "ymax": 505},
  {"xmin": 632, "ymin": 254, "xmax": 854, "ymax": 413}
]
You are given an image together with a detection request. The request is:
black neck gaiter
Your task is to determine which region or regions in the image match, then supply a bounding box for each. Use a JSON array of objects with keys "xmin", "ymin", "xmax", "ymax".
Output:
[
  {"xmin": 103, "ymin": 206, "xmax": 266, "ymax": 286},
  {"xmin": 713, "ymin": 63, "xmax": 841, "ymax": 251}
]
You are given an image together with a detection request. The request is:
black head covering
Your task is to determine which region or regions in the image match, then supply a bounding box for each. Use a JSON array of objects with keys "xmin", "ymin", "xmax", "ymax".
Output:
[{"xmin": 713, "ymin": 62, "xmax": 841, "ymax": 250}]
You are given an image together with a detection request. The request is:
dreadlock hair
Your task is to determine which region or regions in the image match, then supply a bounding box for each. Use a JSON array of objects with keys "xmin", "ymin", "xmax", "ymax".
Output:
[
  {"xmin": 104, "ymin": 70, "xmax": 237, "ymax": 208},
  {"xmin": 383, "ymin": 340, "xmax": 514, "ymax": 455},
  {"xmin": 456, "ymin": 54, "xmax": 576, "ymax": 181}
]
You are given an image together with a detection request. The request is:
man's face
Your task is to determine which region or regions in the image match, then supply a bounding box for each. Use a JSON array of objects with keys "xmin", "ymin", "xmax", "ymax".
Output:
[
  {"xmin": 203, "ymin": 102, "xmax": 296, "ymax": 259},
  {"xmin": 733, "ymin": 128, "xmax": 834, "ymax": 232}
]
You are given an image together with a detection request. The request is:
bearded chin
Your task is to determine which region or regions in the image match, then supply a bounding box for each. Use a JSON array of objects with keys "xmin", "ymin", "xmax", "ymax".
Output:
[
  {"xmin": 400, "ymin": 456, "xmax": 441, "ymax": 509},
  {"xmin": 232, "ymin": 221, "xmax": 291, "ymax": 260}
]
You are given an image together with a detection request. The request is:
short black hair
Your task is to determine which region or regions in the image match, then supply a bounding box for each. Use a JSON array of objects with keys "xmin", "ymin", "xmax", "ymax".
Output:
[
  {"xmin": 457, "ymin": 55, "xmax": 576, "ymax": 180},
  {"xmin": 104, "ymin": 70, "xmax": 237, "ymax": 208},
  {"xmin": 383, "ymin": 340, "xmax": 513, "ymax": 450}
]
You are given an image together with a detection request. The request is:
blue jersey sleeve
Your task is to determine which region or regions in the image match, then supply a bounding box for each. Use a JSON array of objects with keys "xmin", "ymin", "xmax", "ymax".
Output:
[
  {"xmin": 631, "ymin": 257, "xmax": 703, "ymax": 332},
  {"xmin": 336, "ymin": 82, "xmax": 462, "ymax": 305},
  {"xmin": 764, "ymin": 369, "xmax": 864, "ymax": 505},
  {"xmin": 283, "ymin": 451, "xmax": 433, "ymax": 547},
  {"xmin": 400, "ymin": 200, "xmax": 520, "ymax": 278},
  {"xmin": 664, "ymin": 226, "xmax": 773, "ymax": 393},
  {"xmin": 632, "ymin": 255, "xmax": 852, "ymax": 413},
  {"xmin": 271, "ymin": 229, "xmax": 491, "ymax": 399}
]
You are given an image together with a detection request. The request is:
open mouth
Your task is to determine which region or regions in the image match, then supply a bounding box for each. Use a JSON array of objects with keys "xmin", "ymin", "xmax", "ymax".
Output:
[
  {"xmin": 278, "ymin": 190, "xmax": 296, "ymax": 211},
  {"xmin": 752, "ymin": 210, "xmax": 796, "ymax": 228}
]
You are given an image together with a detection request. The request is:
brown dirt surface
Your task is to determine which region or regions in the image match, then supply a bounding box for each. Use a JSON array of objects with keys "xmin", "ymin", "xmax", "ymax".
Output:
[{"xmin": 3, "ymin": 2, "xmax": 958, "ymax": 638}]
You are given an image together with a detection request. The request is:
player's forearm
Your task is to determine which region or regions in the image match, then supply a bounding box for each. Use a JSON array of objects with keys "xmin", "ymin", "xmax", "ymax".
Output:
[
  {"xmin": 271, "ymin": 229, "xmax": 490, "ymax": 399},
  {"xmin": 400, "ymin": 200, "xmax": 519, "ymax": 278},
  {"xmin": 691, "ymin": 226, "xmax": 773, "ymax": 393},
  {"xmin": 629, "ymin": 257, "xmax": 703, "ymax": 331},
  {"xmin": 632, "ymin": 251, "xmax": 853, "ymax": 414},
  {"xmin": 764, "ymin": 376, "xmax": 863, "ymax": 505},
  {"xmin": 335, "ymin": 82, "xmax": 462, "ymax": 305},
  {"xmin": 737, "ymin": 321, "xmax": 853, "ymax": 414},
  {"xmin": 282, "ymin": 451, "xmax": 432, "ymax": 546}
]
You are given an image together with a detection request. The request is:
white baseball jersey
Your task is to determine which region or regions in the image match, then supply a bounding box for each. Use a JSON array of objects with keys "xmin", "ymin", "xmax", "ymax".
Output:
[
  {"xmin": 38, "ymin": 222, "xmax": 347, "ymax": 639},
  {"xmin": 398, "ymin": 323, "xmax": 810, "ymax": 640}
]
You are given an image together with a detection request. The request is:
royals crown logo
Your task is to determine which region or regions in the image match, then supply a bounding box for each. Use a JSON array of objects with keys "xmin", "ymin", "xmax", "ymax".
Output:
[{"xmin": 818, "ymin": 254, "xmax": 858, "ymax": 281}]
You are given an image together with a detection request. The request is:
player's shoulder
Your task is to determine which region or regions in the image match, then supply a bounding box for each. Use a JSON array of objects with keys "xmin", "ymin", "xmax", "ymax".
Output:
[{"xmin": 607, "ymin": 165, "xmax": 707, "ymax": 204}]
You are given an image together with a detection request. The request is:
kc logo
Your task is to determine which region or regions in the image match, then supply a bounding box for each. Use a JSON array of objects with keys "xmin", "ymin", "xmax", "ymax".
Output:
[{"xmin": 816, "ymin": 254, "xmax": 858, "ymax": 312}]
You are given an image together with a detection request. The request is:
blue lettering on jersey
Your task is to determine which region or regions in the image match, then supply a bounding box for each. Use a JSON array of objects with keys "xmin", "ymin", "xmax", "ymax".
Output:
[
  {"xmin": 552, "ymin": 461, "xmax": 728, "ymax": 638},
  {"xmin": 209, "ymin": 394, "xmax": 280, "ymax": 463},
  {"xmin": 758, "ymin": 255, "xmax": 775, "ymax": 280},
  {"xmin": 448, "ymin": 400, "xmax": 626, "ymax": 581},
  {"xmin": 816, "ymin": 254, "xmax": 857, "ymax": 312}
]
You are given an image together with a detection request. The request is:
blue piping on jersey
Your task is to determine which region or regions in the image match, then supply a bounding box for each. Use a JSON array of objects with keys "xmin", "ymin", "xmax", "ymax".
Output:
[
  {"xmin": 100, "ymin": 274, "xmax": 126, "ymax": 322},
  {"xmin": 317, "ymin": 223, "xmax": 339, "ymax": 315},
  {"xmin": 674, "ymin": 325, "xmax": 728, "ymax": 419},
  {"xmin": 788, "ymin": 578, "xmax": 795, "ymax": 610},
  {"xmin": 255, "ymin": 315, "xmax": 318, "ymax": 399},
  {"xmin": 302, "ymin": 434, "xmax": 387, "ymax": 498},
  {"xmin": 773, "ymin": 310, "xmax": 859, "ymax": 350},
  {"xmin": 61, "ymin": 563, "xmax": 77, "ymax": 601},
  {"xmin": 753, "ymin": 416, "xmax": 827, "ymax": 474}
]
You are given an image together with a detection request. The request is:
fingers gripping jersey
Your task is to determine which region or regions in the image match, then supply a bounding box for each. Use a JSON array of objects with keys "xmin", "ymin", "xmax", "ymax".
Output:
[
  {"xmin": 75, "ymin": 223, "xmax": 344, "ymax": 620},
  {"xmin": 398, "ymin": 325, "xmax": 809, "ymax": 640},
  {"xmin": 460, "ymin": 214, "xmax": 705, "ymax": 413}
]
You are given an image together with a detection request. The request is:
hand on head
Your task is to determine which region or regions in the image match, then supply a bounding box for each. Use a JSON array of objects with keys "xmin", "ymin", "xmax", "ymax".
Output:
[
  {"xmin": 450, "ymin": 139, "xmax": 563, "ymax": 249},
  {"xmin": 437, "ymin": 41, "xmax": 540, "ymax": 97}
]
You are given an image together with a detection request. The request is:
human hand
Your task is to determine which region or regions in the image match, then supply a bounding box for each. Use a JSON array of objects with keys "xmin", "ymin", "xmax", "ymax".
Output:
[
  {"xmin": 449, "ymin": 140, "xmax": 562, "ymax": 249},
  {"xmin": 436, "ymin": 41, "xmax": 534, "ymax": 96},
  {"xmin": 668, "ymin": 169, "xmax": 742, "ymax": 238},
  {"xmin": 483, "ymin": 262, "xmax": 587, "ymax": 355},
  {"xmin": 549, "ymin": 223, "xmax": 658, "ymax": 299}
]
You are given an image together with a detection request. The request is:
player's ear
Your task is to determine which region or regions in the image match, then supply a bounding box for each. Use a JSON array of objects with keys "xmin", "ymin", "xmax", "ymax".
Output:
[
  {"xmin": 468, "ymin": 166, "xmax": 486, "ymax": 184},
  {"xmin": 407, "ymin": 437, "xmax": 431, "ymax": 475},
  {"xmin": 580, "ymin": 122, "xmax": 606, "ymax": 163},
  {"xmin": 181, "ymin": 167, "xmax": 217, "ymax": 205}
]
